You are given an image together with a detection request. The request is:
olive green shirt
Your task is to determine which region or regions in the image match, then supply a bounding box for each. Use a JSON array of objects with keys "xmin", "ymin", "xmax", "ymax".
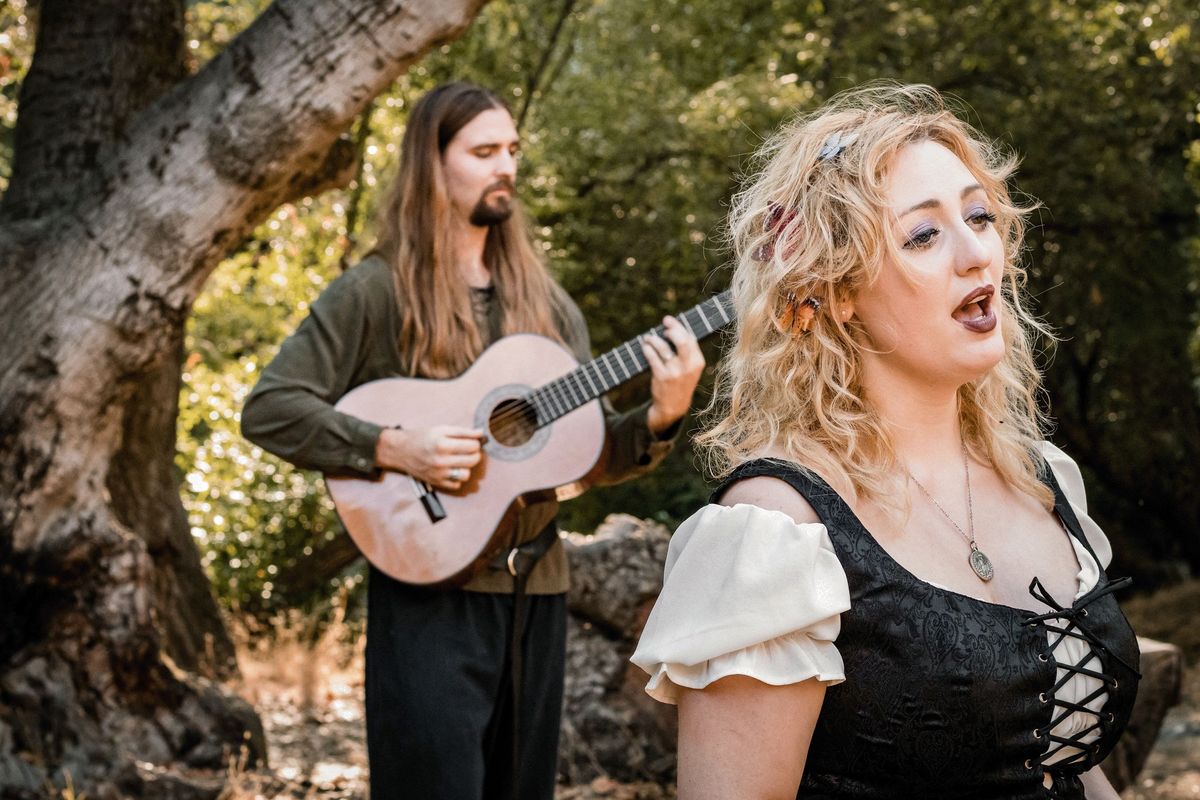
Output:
[{"xmin": 241, "ymin": 255, "xmax": 677, "ymax": 594}]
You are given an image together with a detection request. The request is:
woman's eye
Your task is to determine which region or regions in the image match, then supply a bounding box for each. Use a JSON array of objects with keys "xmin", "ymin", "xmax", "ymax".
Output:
[
  {"xmin": 968, "ymin": 210, "xmax": 998, "ymax": 228},
  {"xmin": 903, "ymin": 227, "xmax": 939, "ymax": 250}
]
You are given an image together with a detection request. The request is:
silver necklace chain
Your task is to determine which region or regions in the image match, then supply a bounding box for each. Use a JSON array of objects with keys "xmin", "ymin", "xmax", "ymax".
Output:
[{"xmin": 906, "ymin": 444, "xmax": 994, "ymax": 581}]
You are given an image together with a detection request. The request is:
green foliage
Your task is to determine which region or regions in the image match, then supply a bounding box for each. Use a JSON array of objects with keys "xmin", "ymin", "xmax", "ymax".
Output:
[
  {"xmin": 179, "ymin": 0, "xmax": 1200, "ymax": 617},
  {"xmin": 6, "ymin": 0, "xmax": 1197, "ymax": 618},
  {"xmin": 178, "ymin": 200, "xmax": 357, "ymax": 618},
  {"xmin": 0, "ymin": 0, "xmax": 34, "ymax": 193}
]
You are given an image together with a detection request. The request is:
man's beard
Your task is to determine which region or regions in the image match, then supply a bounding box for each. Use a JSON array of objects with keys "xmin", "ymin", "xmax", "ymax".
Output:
[{"xmin": 468, "ymin": 181, "xmax": 515, "ymax": 226}]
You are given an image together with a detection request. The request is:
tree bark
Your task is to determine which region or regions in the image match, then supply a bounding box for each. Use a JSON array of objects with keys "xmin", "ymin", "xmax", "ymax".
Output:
[{"xmin": 0, "ymin": 0, "xmax": 490, "ymax": 795}]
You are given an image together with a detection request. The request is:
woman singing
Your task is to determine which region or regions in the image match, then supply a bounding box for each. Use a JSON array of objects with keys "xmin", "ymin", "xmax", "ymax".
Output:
[{"xmin": 632, "ymin": 84, "xmax": 1139, "ymax": 799}]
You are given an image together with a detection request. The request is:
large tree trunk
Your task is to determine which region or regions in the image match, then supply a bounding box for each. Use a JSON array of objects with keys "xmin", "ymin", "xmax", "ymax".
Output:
[{"xmin": 0, "ymin": 0, "xmax": 489, "ymax": 796}]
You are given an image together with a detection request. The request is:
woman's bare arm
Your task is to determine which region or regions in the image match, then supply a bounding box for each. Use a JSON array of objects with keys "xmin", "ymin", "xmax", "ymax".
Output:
[
  {"xmin": 675, "ymin": 475, "xmax": 830, "ymax": 798},
  {"xmin": 1079, "ymin": 765, "xmax": 1121, "ymax": 800},
  {"xmin": 677, "ymin": 675, "xmax": 825, "ymax": 800}
]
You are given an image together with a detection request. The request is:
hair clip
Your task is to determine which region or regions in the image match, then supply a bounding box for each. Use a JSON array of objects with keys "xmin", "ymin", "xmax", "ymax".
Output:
[
  {"xmin": 818, "ymin": 130, "xmax": 858, "ymax": 162},
  {"xmin": 777, "ymin": 293, "xmax": 822, "ymax": 336},
  {"xmin": 753, "ymin": 202, "xmax": 798, "ymax": 262}
]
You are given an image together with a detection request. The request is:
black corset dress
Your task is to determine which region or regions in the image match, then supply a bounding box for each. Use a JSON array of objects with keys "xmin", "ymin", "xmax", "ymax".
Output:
[{"xmin": 712, "ymin": 459, "xmax": 1141, "ymax": 800}]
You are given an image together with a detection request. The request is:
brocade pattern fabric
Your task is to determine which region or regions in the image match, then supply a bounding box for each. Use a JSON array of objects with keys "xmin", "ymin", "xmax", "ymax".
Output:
[{"xmin": 710, "ymin": 459, "xmax": 1141, "ymax": 800}]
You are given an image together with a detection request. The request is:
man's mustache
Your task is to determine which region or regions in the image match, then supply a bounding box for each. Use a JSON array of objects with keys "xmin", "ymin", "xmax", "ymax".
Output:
[{"xmin": 483, "ymin": 178, "xmax": 515, "ymax": 195}]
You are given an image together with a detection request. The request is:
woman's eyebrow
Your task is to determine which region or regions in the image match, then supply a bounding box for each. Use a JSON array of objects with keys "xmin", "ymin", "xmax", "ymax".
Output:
[{"xmin": 898, "ymin": 183, "xmax": 986, "ymax": 217}]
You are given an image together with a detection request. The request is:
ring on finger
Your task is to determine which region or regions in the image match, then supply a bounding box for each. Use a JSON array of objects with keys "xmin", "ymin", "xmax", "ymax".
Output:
[{"xmin": 449, "ymin": 467, "xmax": 468, "ymax": 482}]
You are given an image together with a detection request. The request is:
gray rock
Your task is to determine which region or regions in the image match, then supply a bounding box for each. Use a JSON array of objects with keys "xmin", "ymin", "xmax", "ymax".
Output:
[{"xmin": 560, "ymin": 515, "xmax": 676, "ymax": 785}]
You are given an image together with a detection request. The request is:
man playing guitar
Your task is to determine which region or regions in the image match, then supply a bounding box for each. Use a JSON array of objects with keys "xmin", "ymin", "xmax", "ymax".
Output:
[{"xmin": 241, "ymin": 81, "xmax": 704, "ymax": 800}]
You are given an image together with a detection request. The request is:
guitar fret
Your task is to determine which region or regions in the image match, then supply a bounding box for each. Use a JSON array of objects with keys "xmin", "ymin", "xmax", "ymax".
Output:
[
  {"xmin": 547, "ymin": 386, "xmax": 566, "ymax": 418},
  {"xmin": 593, "ymin": 362, "xmax": 611, "ymax": 393},
  {"xmin": 580, "ymin": 365, "xmax": 600, "ymax": 396},
  {"xmin": 601, "ymin": 360, "xmax": 615, "ymax": 388},
  {"xmin": 560, "ymin": 376, "xmax": 578, "ymax": 409},
  {"xmin": 528, "ymin": 391, "xmax": 548, "ymax": 425},
  {"xmin": 566, "ymin": 374, "xmax": 585, "ymax": 407},
  {"xmin": 716, "ymin": 298, "xmax": 731, "ymax": 324},
  {"xmin": 544, "ymin": 389, "xmax": 561, "ymax": 420},
  {"xmin": 619, "ymin": 349, "xmax": 635, "ymax": 378},
  {"xmin": 679, "ymin": 313, "xmax": 696, "ymax": 338},
  {"xmin": 550, "ymin": 378, "xmax": 569, "ymax": 411},
  {"xmin": 599, "ymin": 354, "xmax": 619, "ymax": 385},
  {"xmin": 555, "ymin": 381, "xmax": 573, "ymax": 413},
  {"xmin": 623, "ymin": 341, "xmax": 642, "ymax": 372},
  {"xmin": 544, "ymin": 384, "xmax": 564, "ymax": 418}
]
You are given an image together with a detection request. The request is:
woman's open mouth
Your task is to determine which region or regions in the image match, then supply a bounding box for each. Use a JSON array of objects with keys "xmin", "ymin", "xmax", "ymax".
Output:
[{"xmin": 953, "ymin": 285, "xmax": 997, "ymax": 333}]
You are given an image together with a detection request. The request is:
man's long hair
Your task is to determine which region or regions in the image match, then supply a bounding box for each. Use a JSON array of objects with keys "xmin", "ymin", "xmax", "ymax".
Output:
[{"xmin": 373, "ymin": 81, "xmax": 564, "ymax": 378}]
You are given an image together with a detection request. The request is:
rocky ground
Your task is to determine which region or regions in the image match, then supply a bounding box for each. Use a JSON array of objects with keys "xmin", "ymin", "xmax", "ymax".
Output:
[
  {"xmin": 1120, "ymin": 667, "xmax": 1200, "ymax": 800},
  {"xmin": 1118, "ymin": 582, "xmax": 1200, "ymax": 800},
  {"xmin": 221, "ymin": 627, "xmax": 1197, "ymax": 799}
]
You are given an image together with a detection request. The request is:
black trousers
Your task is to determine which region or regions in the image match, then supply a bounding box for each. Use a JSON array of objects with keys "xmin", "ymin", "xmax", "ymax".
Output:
[{"xmin": 365, "ymin": 567, "xmax": 568, "ymax": 800}]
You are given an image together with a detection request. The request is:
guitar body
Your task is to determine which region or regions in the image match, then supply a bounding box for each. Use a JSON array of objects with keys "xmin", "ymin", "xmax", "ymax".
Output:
[{"xmin": 326, "ymin": 334, "xmax": 605, "ymax": 586}]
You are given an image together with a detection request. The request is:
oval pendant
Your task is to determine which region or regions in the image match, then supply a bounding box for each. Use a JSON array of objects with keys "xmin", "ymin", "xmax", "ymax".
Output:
[{"xmin": 969, "ymin": 546, "xmax": 994, "ymax": 582}]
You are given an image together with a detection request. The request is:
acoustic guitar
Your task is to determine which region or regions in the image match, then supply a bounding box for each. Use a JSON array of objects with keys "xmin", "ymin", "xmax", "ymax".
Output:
[{"xmin": 326, "ymin": 290, "xmax": 735, "ymax": 586}]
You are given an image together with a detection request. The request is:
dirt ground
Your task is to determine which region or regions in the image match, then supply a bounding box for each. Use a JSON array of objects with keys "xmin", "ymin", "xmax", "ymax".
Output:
[{"xmin": 222, "ymin": 582, "xmax": 1200, "ymax": 800}]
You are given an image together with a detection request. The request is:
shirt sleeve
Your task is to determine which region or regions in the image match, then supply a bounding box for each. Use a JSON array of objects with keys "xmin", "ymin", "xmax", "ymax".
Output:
[
  {"xmin": 240, "ymin": 266, "xmax": 385, "ymax": 477},
  {"xmin": 1040, "ymin": 441, "xmax": 1113, "ymax": 569},
  {"xmin": 630, "ymin": 503, "xmax": 851, "ymax": 705},
  {"xmin": 551, "ymin": 285, "xmax": 679, "ymax": 485}
]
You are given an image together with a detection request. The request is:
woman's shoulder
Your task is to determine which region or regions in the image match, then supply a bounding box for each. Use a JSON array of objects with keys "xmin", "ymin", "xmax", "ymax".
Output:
[
  {"xmin": 1037, "ymin": 439, "xmax": 1113, "ymax": 569},
  {"xmin": 634, "ymin": 496, "xmax": 851, "ymax": 703},
  {"xmin": 717, "ymin": 474, "xmax": 822, "ymax": 527},
  {"xmin": 1037, "ymin": 440, "xmax": 1086, "ymax": 506},
  {"xmin": 711, "ymin": 450, "xmax": 834, "ymax": 521}
]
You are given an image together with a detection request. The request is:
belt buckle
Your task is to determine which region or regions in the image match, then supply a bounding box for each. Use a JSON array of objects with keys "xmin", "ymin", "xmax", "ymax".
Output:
[{"xmin": 505, "ymin": 547, "xmax": 521, "ymax": 577}]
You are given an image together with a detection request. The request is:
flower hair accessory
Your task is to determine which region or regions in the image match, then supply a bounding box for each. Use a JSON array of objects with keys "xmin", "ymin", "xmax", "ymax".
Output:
[
  {"xmin": 776, "ymin": 293, "xmax": 822, "ymax": 336},
  {"xmin": 752, "ymin": 202, "xmax": 798, "ymax": 262},
  {"xmin": 818, "ymin": 130, "xmax": 858, "ymax": 162}
]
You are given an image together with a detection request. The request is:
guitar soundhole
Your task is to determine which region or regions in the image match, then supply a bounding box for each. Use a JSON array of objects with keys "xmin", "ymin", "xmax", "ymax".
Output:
[{"xmin": 489, "ymin": 398, "xmax": 538, "ymax": 447}]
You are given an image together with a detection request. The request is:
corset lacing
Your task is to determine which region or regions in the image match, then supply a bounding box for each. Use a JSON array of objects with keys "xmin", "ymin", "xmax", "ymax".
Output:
[{"xmin": 1022, "ymin": 575, "xmax": 1139, "ymax": 797}]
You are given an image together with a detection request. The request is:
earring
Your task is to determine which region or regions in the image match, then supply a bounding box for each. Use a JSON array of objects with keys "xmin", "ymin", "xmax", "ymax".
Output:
[{"xmin": 777, "ymin": 293, "xmax": 822, "ymax": 336}]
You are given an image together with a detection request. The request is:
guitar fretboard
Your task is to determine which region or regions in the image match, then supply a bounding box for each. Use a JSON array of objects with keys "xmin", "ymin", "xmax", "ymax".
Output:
[{"xmin": 525, "ymin": 290, "xmax": 734, "ymax": 427}]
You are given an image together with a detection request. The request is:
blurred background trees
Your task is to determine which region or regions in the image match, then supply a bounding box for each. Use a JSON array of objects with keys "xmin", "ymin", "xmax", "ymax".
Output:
[{"xmin": 7, "ymin": 0, "xmax": 1196, "ymax": 629}]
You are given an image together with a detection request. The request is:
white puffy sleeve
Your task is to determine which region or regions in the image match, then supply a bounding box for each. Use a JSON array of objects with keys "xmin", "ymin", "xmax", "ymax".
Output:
[
  {"xmin": 630, "ymin": 502, "xmax": 851, "ymax": 705},
  {"xmin": 1040, "ymin": 441, "xmax": 1113, "ymax": 570}
]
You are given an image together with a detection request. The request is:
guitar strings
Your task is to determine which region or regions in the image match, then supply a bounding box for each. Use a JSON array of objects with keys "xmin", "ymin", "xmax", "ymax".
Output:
[
  {"xmin": 487, "ymin": 333, "xmax": 655, "ymax": 432},
  {"xmin": 482, "ymin": 300, "xmax": 725, "ymax": 434},
  {"xmin": 481, "ymin": 298, "xmax": 732, "ymax": 438}
]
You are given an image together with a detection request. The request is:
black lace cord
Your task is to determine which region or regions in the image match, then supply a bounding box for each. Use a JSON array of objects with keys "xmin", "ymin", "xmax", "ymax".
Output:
[
  {"xmin": 1023, "ymin": 576, "xmax": 1139, "ymax": 770},
  {"xmin": 1026, "ymin": 576, "xmax": 1140, "ymax": 676}
]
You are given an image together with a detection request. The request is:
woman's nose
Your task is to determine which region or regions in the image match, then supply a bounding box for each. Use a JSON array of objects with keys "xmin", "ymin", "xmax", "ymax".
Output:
[{"xmin": 954, "ymin": 223, "xmax": 992, "ymax": 275}]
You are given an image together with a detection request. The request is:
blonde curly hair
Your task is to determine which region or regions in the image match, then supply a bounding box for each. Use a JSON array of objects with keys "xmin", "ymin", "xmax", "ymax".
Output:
[{"xmin": 698, "ymin": 83, "xmax": 1054, "ymax": 509}]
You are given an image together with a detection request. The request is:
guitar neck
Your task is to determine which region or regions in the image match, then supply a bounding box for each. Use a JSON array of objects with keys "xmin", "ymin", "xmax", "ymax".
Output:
[{"xmin": 526, "ymin": 290, "xmax": 734, "ymax": 427}]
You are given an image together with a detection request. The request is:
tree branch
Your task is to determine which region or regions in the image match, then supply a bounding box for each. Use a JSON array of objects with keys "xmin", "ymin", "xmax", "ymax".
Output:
[
  {"xmin": 516, "ymin": 0, "xmax": 580, "ymax": 131},
  {"xmin": 1, "ymin": 0, "xmax": 186, "ymax": 221},
  {"xmin": 338, "ymin": 101, "xmax": 376, "ymax": 272},
  {"xmin": 87, "ymin": 0, "xmax": 492, "ymax": 310}
]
